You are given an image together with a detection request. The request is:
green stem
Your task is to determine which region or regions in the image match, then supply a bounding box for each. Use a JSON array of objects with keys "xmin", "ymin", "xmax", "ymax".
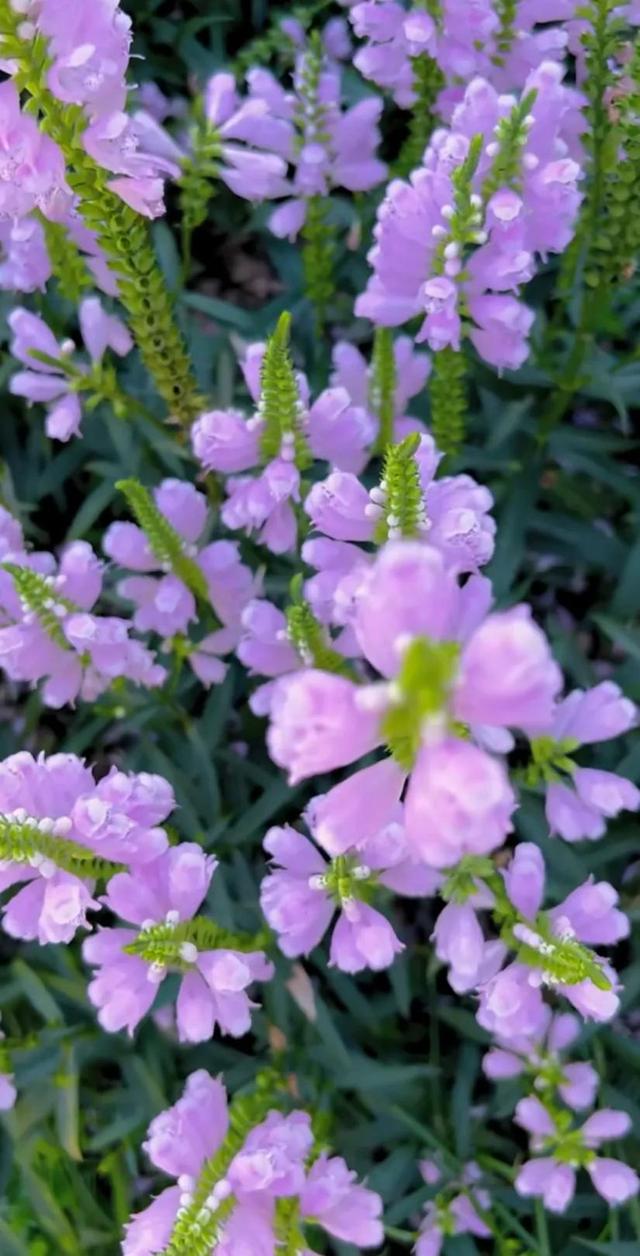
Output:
[
  {"xmin": 535, "ymin": 1198, "xmax": 551, "ymax": 1256},
  {"xmin": 301, "ymin": 195, "xmax": 335, "ymax": 332},
  {"xmin": 371, "ymin": 327, "xmax": 396, "ymax": 454},
  {"xmin": 429, "ymin": 347, "xmax": 467, "ymax": 458},
  {"xmin": 1, "ymin": 9, "xmax": 202, "ymax": 427}
]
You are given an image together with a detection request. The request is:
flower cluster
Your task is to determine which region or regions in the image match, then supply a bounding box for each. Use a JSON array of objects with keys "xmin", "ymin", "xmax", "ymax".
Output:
[
  {"xmin": 9, "ymin": 299, "xmax": 132, "ymax": 440},
  {"xmin": 0, "ymin": 505, "xmax": 165, "ymax": 706},
  {"xmin": 0, "ymin": 80, "xmax": 70, "ymax": 222},
  {"xmin": 266, "ymin": 34, "xmax": 387, "ymax": 242},
  {"xmin": 192, "ymin": 315, "xmax": 375, "ymax": 554},
  {"xmin": 0, "ymin": 750, "xmax": 173, "ymax": 945},
  {"xmin": 261, "ymin": 792, "xmax": 438, "ymax": 973},
  {"xmin": 123, "ymin": 1069, "xmax": 383, "ymax": 1255},
  {"xmin": 350, "ymin": 0, "xmax": 570, "ymax": 113},
  {"xmin": 11, "ymin": 0, "xmax": 180, "ymax": 217},
  {"xmin": 105, "ymin": 478, "xmax": 257, "ymax": 686},
  {"xmin": 83, "ymin": 843, "xmax": 272, "ymax": 1040},
  {"xmin": 415, "ymin": 1159, "xmax": 491, "ymax": 1255},
  {"xmin": 357, "ymin": 61, "xmax": 584, "ymax": 369}
]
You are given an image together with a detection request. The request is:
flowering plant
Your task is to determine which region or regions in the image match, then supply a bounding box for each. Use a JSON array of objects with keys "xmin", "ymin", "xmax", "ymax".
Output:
[{"xmin": 1, "ymin": 1, "xmax": 640, "ymax": 1253}]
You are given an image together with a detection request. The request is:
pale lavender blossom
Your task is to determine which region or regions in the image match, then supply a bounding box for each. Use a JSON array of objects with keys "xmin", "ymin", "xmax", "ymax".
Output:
[
  {"xmin": 483, "ymin": 1011, "xmax": 599, "ymax": 1110},
  {"xmin": 105, "ymin": 479, "xmax": 256, "ymax": 685},
  {"xmin": 541, "ymin": 682, "xmax": 639, "ymax": 841},
  {"xmin": 123, "ymin": 1069, "xmax": 382, "ymax": 1255},
  {"xmin": 356, "ymin": 64, "xmax": 583, "ymax": 370},
  {"xmin": 267, "ymin": 44, "xmax": 387, "ymax": 241},
  {"xmin": 0, "ymin": 81, "xmax": 71, "ymax": 222},
  {"xmin": 0, "ymin": 751, "xmax": 172, "ymax": 945},
  {"xmin": 83, "ymin": 844, "xmax": 273, "ymax": 1039},
  {"xmin": 261, "ymin": 805, "xmax": 436, "ymax": 972},
  {"xmin": 0, "ymin": 514, "xmax": 165, "ymax": 706},
  {"xmin": 236, "ymin": 598, "xmax": 301, "ymax": 714},
  {"xmin": 201, "ymin": 72, "xmax": 291, "ymax": 201},
  {"xmin": 192, "ymin": 342, "xmax": 375, "ymax": 555},
  {"xmin": 304, "ymin": 432, "xmax": 496, "ymax": 582},
  {"xmin": 9, "ymin": 299, "xmax": 132, "ymax": 440},
  {"xmin": 515, "ymin": 1101, "xmax": 639, "ymax": 1212},
  {"xmin": 267, "ymin": 542, "xmax": 560, "ymax": 882},
  {"xmin": 0, "ymin": 216, "xmax": 51, "ymax": 292},
  {"xmin": 29, "ymin": 0, "xmax": 178, "ymax": 216}
]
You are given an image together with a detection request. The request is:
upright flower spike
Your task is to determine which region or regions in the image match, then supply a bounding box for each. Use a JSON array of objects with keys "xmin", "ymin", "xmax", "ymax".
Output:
[
  {"xmin": 123, "ymin": 1069, "xmax": 383, "ymax": 1256},
  {"xmin": 357, "ymin": 63, "xmax": 583, "ymax": 394},
  {"xmin": 0, "ymin": 3, "xmax": 202, "ymax": 426},
  {"xmin": 285, "ymin": 574, "xmax": 358, "ymax": 678},
  {"xmin": 303, "ymin": 448, "xmax": 495, "ymax": 641},
  {"xmin": 266, "ymin": 32, "xmax": 387, "ymax": 325},
  {"xmin": 372, "ymin": 433, "xmax": 430, "ymax": 543},
  {"xmin": 258, "ymin": 312, "xmax": 312, "ymax": 471},
  {"xmin": 193, "ymin": 321, "xmax": 375, "ymax": 555},
  {"xmin": 114, "ymin": 480, "xmax": 211, "ymax": 605},
  {"xmin": 292, "ymin": 32, "xmax": 336, "ymax": 328}
]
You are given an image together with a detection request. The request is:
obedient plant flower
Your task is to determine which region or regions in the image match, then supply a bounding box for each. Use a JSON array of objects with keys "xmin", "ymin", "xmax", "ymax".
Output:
[
  {"xmin": 19, "ymin": 0, "xmax": 180, "ymax": 217},
  {"xmin": 356, "ymin": 62, "xmax": 584, "ymax": 369},
  {"xmin": 192, "ymin": 314, "xmax": 375, "ymax": 554},
  {"xmin": 0, "ymin": 216, "xmax": 51, "ymax": 292},
  {"xmin": 267, "ymin": 33, "xmax": 387, "ymax": 242},
  {"xmin": 199, "ymin": 72, "xmax": 292, "ymax": 201},
  {"xmin": 0, "ymin": 80, "xmax": 71, "ymax": 221},
  {"xmin": 523, "ymin": 680, "xmax": 639, "ymax": 841},
  {"xmin": 473, "ymin": 842, "xmax": 627, "ymax": 1032},
  {"xmin": 304, "ymin": 433, "xmax": 496, "ymax": 634},
  {"xmin": 83, "ymin": 844, "xmax": 273, "ymax": 1039},
  {"xmin": 123, "ymin": 1068, "xmax": 383, "ymax": 1255},
  {"xmin": 261, "ymin": 804, "xmax": 437, "ymax": 972},
  {"xmin": 331, "ymin": 333, "xmax": 431, "ymax": 445},
  {"xmin": 0, "ymin": 750, "xmax": 172, "ymax": 945},
  {"xmin": 0, "ymin": 511, "xmax": 165, "ymax": 706},
  {"xmin": 268, "ymin": 541, "xmax": 561, "ymax": 872},
  {"xmin": 105, "ymin": 478, "xmax": 256, "ymax": 685},
  {"xmin": 8, "ymin": 299, "xmax": 133, "ymax": 440},
  {"xmin": 350, "ymin": 0, "xmax": 569, "ymax": 114},
  {"xmin": 483, "ymin": 1010, "xmax": 599, "ymax": 1111},
  {"xmin": 515, "ymin": 1099, "xmax": 639, "ymax": 1212},
  {"xmin": 36, "ymin": 0, "xmax": 133, "ymax": 117},
  {"xmin": 415, "ymin": 1160, "xmax": 491, "ymax": 1256},
  {"xmin": 236, "ymin": 598, "xmax": 302, "ymax": 716}
]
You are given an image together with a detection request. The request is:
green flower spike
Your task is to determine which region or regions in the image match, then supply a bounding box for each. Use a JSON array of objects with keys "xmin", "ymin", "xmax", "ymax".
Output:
[{"xmin": 371, "ymin": 433, "xmax": 429, "ymax": 544}]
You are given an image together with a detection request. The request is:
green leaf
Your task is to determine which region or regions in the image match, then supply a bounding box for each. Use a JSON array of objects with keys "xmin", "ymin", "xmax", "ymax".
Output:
[{"xmin": 55, "ymin": 1044, "xmax": 82, "ymax": 1162}]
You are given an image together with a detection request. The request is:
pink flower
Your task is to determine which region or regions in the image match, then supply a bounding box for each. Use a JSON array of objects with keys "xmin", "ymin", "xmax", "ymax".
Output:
[
  {"xmin": 83, "ymin": 845, "xmax": 273, "ymax": 1039},
  {"xmin": 405, "ymin": 737, "xmax": 516, "ymax": 867},
  {"xmin": 261, "ymin": 802, "xmax": 433, "ymax": 972},
  {"xmin": 300, "ymin": 1153, "xmax": 384, "ymax": 1245},
  {"xmin": 9, "ymin": 299, "xmax": 132, "ymax": 441},
  {"xmin": 0, "ymin": 752, "xmax": 172, "ymax": 945}
]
